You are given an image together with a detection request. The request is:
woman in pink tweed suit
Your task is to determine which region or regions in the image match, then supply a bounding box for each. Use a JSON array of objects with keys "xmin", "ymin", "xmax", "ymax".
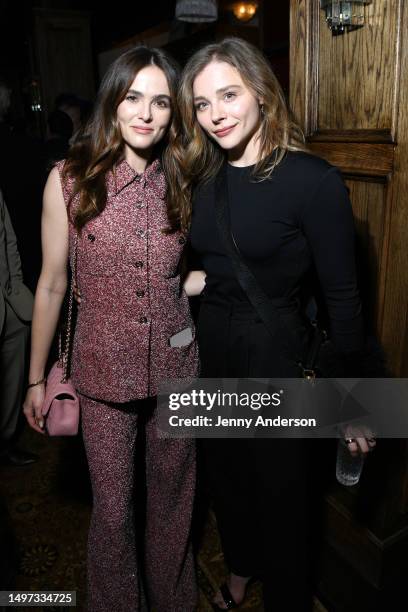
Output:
[{"xmin": 23, "ymin": 47, "xmax": 204, "ymax": 611}]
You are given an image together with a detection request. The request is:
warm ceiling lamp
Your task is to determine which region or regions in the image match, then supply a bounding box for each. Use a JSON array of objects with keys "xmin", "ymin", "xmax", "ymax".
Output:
[
  {"xmin": 232, "ymin": 2, "xmax": 258, "ymax": 22},
  {"xmin": 175, "ymin": 0, "xmax": 218, "ymax": 23}
]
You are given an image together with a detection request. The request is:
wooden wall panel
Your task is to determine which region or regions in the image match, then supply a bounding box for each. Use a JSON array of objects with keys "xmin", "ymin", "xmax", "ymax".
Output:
[
  {"xmin": 380, "ymin": 18, "xmax": 408, "ymax": 374},
  {"xmin": 292, "ymin": 0, "xmax": 404, "ymax": 142},
  {"xmin": 308, "ymin": 142, "xmax": 394, "ymax": 176},
  {"xmin": 291, "ymin": 0, "xmax": 407, "ymax": 375},
  {"xmin": 345, "ymin": 179, "xmax": 388, "ymax": 328},
  {"xmin": 290, "ymin": 1, "xmax": 408, "ymax": 609},
  {"xmin": 317, "ymin": 1, "xmax": 400, "ymax": 132}
]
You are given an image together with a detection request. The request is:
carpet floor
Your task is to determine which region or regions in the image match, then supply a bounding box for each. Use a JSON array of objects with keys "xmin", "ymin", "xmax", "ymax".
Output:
[{"xmin": 0, "ymin": 425, "xmax": 327, "ymax": 612}]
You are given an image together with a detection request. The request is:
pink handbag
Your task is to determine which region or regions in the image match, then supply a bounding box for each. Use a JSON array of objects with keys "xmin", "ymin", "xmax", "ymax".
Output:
[
  {"xmin": 41, "ymin": 234, "xmax": 80, "ymax": 436},
  {"xmin": 41, "ymin": 362, "xmax": 80, "ymax": 436}
]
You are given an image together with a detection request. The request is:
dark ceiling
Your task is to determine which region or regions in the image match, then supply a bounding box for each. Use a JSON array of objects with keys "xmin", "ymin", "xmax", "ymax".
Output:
[
  {"xmin": 70, "ymin": 1, "xmax": 177, "ymax": 51},
  {"xmin": 0, "ymin": 1, "xmax": 177, "ymax": 76}
]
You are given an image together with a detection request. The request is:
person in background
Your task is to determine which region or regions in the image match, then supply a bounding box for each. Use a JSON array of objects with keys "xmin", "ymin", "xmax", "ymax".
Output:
[
  {"xmin": 55, "ymin": 92, "xmax": 91, "ymax": 144},
  {"xmin": 0, "ymin": 188, "xmax": 36, "ymax": 466}
]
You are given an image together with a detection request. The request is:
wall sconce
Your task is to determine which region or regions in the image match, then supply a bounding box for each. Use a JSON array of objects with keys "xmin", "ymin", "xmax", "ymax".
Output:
[
  {"xmin": 320, "ymin": 1, "xmax": 372, "ymax": 34},
  {"xmin": 232, "ymin": 2, "xmax": 258, "ymax": 23},
  {"xmin": 175, "ymin": 0, "xmax": 218, "ymax": 23}
]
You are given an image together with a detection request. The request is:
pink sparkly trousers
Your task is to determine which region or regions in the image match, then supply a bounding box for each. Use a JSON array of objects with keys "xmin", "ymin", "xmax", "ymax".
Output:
[{"xmin": 80, "ymin": 394, "xmax": 197, "ymax": 612}]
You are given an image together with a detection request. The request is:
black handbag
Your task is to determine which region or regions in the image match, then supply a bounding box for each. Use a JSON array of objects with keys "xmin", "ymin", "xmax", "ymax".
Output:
[{"xmin": 213, "ymin": 162, "xmax": 344, "ymax": 379}]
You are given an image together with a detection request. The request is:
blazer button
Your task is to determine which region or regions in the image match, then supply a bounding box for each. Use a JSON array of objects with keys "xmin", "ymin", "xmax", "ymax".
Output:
[
  {"xmin": 135, "ymin": 261, "xmax": 143, "ymax": 269},
  {"xmin": 178, "ymin": 236, "xmax": 186, "ymax": 245},
  {"xmin": 87, "ymin": 234, "xmax": 96, "ymax": 242},
  {"xmin": 136, "ymin": 290, "xmax": 145, "ymax": 298},
  {"xmin": 139, "ymin": 316, "xmax": 148, "ymax": 324},
  {"xmin": 136, "ymin": 229, "xmax": 145, "ymax": 238},
  {"xmin": 136, "ymin": 201, "xmax": 145, "ymax": 209}
]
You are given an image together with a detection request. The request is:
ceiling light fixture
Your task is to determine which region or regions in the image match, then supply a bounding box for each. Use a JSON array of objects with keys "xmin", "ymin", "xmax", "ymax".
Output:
[
  {"xmin": 232, "ymin": 2, "xmax": 258, "ymax": 22},
  {"xmin": 175, "ymin": 0, "xmax": 218, "ymax": 23}
]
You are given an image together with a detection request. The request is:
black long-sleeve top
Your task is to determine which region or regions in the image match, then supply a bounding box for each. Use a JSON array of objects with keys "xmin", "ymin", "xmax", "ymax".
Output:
[{"xmin": 190, "ymin": 151, "xmax": 365, "ymax": 355}]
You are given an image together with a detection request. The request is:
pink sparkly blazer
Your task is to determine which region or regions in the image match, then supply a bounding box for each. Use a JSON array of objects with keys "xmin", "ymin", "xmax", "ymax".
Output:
[{"xmin": 56, "ymin": 159, "xmax": 199, "ymax": 403}]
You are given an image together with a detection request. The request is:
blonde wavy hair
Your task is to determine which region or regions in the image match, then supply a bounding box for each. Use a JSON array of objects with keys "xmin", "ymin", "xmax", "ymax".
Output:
[{"xmin": 164, "ymin": 37, "xmax": 307, "ymax": 232}]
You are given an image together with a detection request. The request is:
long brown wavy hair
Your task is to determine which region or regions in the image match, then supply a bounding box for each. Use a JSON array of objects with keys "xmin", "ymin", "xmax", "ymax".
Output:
[
  {"xmin": 63, "ymin": 46, "xmax": 181, "ymax": 231},
  {"xmin": 165, "ymin": 37, "xmax": 307, "ymax": 232}
]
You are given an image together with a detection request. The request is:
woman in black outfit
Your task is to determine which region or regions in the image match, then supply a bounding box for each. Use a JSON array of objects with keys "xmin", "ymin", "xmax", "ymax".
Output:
[{"xmin": 167, "ymin": 37, "xmax": 377, "ymax": 611}]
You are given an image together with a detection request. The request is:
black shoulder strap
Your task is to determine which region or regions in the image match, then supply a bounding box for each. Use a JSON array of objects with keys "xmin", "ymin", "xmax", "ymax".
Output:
[{"xmin": 214, "ymin": 162, "xmax": 287, "ymax": 340}]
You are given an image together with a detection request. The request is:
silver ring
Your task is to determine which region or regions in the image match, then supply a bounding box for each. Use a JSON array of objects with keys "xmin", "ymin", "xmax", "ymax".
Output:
[{"xmin": 345, "ymin": 438, "xmax": 355, "ymax": 444}]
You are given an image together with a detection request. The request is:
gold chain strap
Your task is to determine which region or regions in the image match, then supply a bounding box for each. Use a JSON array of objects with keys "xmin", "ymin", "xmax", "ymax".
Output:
[{"xmin": 58, "ymin": 232, "xmax": 78, "ymax": 383}]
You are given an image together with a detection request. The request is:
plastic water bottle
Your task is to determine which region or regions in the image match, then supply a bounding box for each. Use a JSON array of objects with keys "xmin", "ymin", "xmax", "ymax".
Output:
[{"xmin": 336, "ymin": 439, "xmax": 365, "ymax": 486}]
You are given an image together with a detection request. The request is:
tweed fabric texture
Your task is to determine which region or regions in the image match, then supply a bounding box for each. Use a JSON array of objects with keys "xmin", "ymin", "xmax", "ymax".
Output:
[
  {"xmin": 55, "ymin": 159, "xmax": 199, "ymax": 403},
  {"xmin": 80, "ymin": 394, "xmax": 197, "ymax": 612}
]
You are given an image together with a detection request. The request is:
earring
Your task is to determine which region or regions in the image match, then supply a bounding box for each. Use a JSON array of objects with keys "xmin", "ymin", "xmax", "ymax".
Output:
[{"xmin": 260, "ymin": 103, "xmax": 265, "ymax": 117}]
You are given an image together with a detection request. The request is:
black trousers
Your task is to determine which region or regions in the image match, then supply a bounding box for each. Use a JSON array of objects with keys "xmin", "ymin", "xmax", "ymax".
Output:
[{"xmin": 197, "ymin": 290, "xmax": 324, "ymax": 611}]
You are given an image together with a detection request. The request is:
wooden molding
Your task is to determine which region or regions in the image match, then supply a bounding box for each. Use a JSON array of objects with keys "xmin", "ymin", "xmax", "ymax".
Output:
[
  {"xmin": 308, "ymin": 129, "xmax": 394, "ymax": 144},
  {"xmin": 308, "ymin": 142, "xmax": 395, "ymax": 178}
]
